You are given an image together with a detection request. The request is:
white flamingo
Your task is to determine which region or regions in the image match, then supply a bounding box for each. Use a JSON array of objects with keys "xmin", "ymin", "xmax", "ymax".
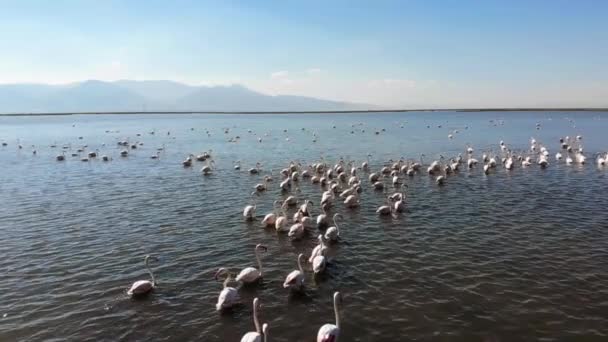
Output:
[
  {"xmin": 284, "ymin": 195, "xmax": 298, "ymax": 207},
  {"xmin": 317, "ymin": 203, "xmax": 330, "ymax": 229},
  {"xmin": 393, "ymin": 192, "xmax": 406, "ymax": 213},
  {"xmin": 376, "ymin": 197, "xmax": 392, "ymax": 216},
  {"xmin": 236, "ymin": 244, "xmax": 268, "ymax": 284},
  {"xmin": 215, "ymin": 268, "xmax": 240, "ymax": 311},
  {"xmin": 243, "ymin": 192, "xmax": 257, "ymax": 221},
  {"xmin": 275, "ymin": 204, "xmax": 289, "ymax": 232},
  {"xmin": 261, "ymin": 201, "xmax": 280, "ymax": 227},
  {"xmin": 240, "ymin": 298, "xmax": 268, "ymax": 342},
  {"xmin": 283, "ymin": 254, "xmax": 305, "ymax": 291},
  {"xmin": 201, "ymin": 160, "xmax": 215, "ymax": 175},
  {"xmin": 344, "ymin": 193, "xmax": 360, "ymax": 208},
  {"xmin": 310, "ymin": 235, "xmax": 328, "ymax": 274},
  {"xmin": 321, "ymin": 190, "xmax": 334, "ymax": 207},
  {"xmin": 127, "ymin": 255, "xmax": 159, "ymax": 296},
  {"xmin": 324, "ymin": 214, "xmax": 343, "ymax": 242},
  {"xmin": 288, "ymin": 222, "xmax": 305, "ymax": 239},
  {"xmin": 299, "ymin": 200, "xmax": 313, "ymax": 217},
  {"xmin": 316, "ymin": 292, "xmax": 342, "ymax": 342}
]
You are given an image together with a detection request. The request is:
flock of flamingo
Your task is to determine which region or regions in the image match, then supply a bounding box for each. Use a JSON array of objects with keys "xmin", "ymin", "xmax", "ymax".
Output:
[{"xmin": 1, "ymin": 119, "xmax": 603, "ymax": 341}]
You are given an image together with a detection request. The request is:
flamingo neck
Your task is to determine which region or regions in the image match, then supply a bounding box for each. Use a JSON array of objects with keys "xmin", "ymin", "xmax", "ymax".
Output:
[
  {"xmin": 262, "ymin": 324, "xmax": 268, "ymax": 342},
  {"xmin": 223, "ymin": 274, "xmax": 231, "ymax": 288},
  {"xmin": 145, "ymin": 257, "xmax": 156, "ymax": 286},
  {"xmin": 334, "ymin": 294, "xmax": 341, "ymax": 329},
  {"xmin": 333, "ymin": 216, "xmax": 340, "ymax": 235},
  {"xmin": 253, "ymin": 300, "xmax": 261, "ymax": 334},
  {"xmin": 297, "ymin": 255, "xmax": 304, "ymax": 273}
]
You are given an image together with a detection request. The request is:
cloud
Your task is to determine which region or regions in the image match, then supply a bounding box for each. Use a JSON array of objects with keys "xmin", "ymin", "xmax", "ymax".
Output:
[{"xmin": 270, "ymin": 71, "xmax": 289, "ymax": 79}]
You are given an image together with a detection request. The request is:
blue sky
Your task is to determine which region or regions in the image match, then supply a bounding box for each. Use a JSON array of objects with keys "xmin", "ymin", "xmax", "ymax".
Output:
[{"xmin": 0, "ymin": 0, "xmax": 606, "ymax": 107}]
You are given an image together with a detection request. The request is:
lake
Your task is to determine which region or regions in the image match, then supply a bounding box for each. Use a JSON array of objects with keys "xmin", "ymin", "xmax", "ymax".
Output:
[{"xmin": 1, "ymin": 111, "xmax": 607, "ymax": 341}]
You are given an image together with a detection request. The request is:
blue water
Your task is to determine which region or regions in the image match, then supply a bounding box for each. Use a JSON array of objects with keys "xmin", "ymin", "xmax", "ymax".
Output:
[{"xmin": 1, "ymin": 111, "xmax": 607, "ymax": 341}]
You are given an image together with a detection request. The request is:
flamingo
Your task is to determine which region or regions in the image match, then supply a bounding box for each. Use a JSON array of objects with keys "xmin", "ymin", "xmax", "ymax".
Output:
[
  {"xmin": 344, "ymin": 193, "xmax": 359, "ymax": 208},
  {"xmin": 376, "ymin": 197, "xmax": 392, "ymax": 216},
  {"xmin": 316, "ymin": 292, "xmax": 342, "ymax": 342},
  {"xmin": 393, "ymin": 185, "xmax": 407, "ymax": 213},
  {"xmin": 324, "ymin": 214, "xmax": 343, "ymax": 242},
  {"xmin": 339, "ymin": 186, "xmax": 357, "ymax": 199},
  {"xmin": 309, "ymin": 234, "xmax": 328, "ymax": 263},
  {"xmin": 575, "ymin": 152, "xmax": 586, "ymax": 164},
  {"xmin": 182, "ymin": 154, "xmax": 193, "ymax": 167},
  {"xmin": 236, "ymin": 244, "xmax": 268, "ymax": 284},
  {"xmin": 312, "ymin": 252, "xmax": 327, "ymax": 275},
  {"xmin": 201, "ymin": 160, "xmax": 215, "ymax": 175},
  {"xmin": 284, "ymin": 195, "xmax": 298, "ymax": 207},
  {"xmin": 127, "ymin": 255, "xmax": 159, "ymax": 296},
  {"xmin": 283, "ymin": 254, "xmax": 305, "ymax": 291},
  {"xmin": 215, "ymin": 268, "xmax": 240, "ymax": 311},
  {"xmin": 299, "ymin": 200, "xmax": 313, "ymax": 217},
  {"xmin": 255, "ymin": 176, "xmax": 270, "ymax": 192},
  {"xmin": 288, "ymin": 222, "xmax": 305, "ymax": 239},
  {"xmin": 261, "ymin": 201, "xmax": 281, "ymax": 227},
  {"xmin": 505, "ymin": 156, "xmax": 514, "ymax": 170},
  {"xmin": 597, "ymin": 153, "xmax": 607, "ymax": 166},
  {"xmin": 243, "ymin": 192, "xmax": 258, "ymax": 221},
  {"xmin": 279, "ymin": 177, "xmax": 291, "ymax": 192},
  {"xmin": 249, "ymin": 162, "xmax": 261, "ymax": 174},
  {"xmin": 368, "ymin": 172, "xmax": 380, "ymax": 183},
  {"xmin": 317, "ymin": 203, "xmax": 330, "ymax": 229},
  {"xmin": 240, "ymin": 298, "xmax": 268, "ymax": 342},
  {"xmin": 310, "ymin": 235, "xmax": 328, "ymax": 274},
  {"xmin": 275, "ymin": 204, "xmax": 289, "ymax": 232},
  {"xmin": 321, "ymin": 190, "xmax": 334, "ymax": 207}
]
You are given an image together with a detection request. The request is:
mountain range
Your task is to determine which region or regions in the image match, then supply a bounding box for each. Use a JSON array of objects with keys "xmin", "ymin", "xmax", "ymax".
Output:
[{"xmin": 0, "ymin": 80, "xmax": 365, "ymax": 113}]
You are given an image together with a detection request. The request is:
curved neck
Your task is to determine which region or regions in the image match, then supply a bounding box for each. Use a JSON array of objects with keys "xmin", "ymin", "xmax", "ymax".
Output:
[
  {"xmin": 333, "ymin": 215, "xmax": 340, "ymax": 234},
  {"xmin": 223, "ymin": 274, "xmax": 231, "ymax": 288},
  {"xmin": 255, "ymin": 248, "xmax": 263, "ymax": 275},
  {"xmin": 334, "ymin": 295, "xmax": 341, "ymax": 329},
  {"xmin": 253, "ymin": 300, "xmax": 261, "ymax": 334},
  {"xmin": 297, "ymin": 255, "xmax": 304, "ymax": 273},
  {"xmin": 145, "ymin": 257, "xmax": 156, "ymax": 286}
]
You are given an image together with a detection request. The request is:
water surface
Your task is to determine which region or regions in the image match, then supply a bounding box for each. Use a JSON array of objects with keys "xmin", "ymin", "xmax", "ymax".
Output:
[{"xmin": 1, "ymin": 111, "xmax": 607, "ymax": 341}]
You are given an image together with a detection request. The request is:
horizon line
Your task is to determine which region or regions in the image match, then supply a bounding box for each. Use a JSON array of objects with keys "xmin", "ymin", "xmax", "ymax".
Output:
[{"xmin": 1, "ymin": 108, "xmax": 608, "ymax": 116}]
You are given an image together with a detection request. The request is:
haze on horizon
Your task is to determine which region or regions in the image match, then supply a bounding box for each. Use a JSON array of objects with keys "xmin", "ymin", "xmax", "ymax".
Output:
[{"xmin": 0, "ymin": 0, "xmax": 607, "ymax": 109}]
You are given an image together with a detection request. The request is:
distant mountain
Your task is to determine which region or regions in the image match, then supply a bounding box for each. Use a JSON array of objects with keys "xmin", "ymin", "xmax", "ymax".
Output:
[{"xmin": 0, "ymin": 80, "xmax": 365, "ymax": 113}]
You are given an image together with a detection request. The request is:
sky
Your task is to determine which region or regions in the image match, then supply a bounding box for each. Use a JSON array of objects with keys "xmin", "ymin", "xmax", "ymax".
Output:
[{"xmin": 0, "ymin": 0, "xmax": 606, "ymax": 108}]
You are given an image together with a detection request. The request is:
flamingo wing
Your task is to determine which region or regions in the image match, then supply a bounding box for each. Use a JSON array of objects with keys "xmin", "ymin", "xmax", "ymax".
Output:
[
  {"xmin": 313, "ymin": 256, "xmax": 326, "ymax": 273},
  {"xmin": 236, "ymin": 267, "xmax": 260, "ymax": 283},
  {"xmin": 317, "ymin": 324, "xmax": 339, "ymax": 342},
  {"xmin": 216, "ymin": 287, "xmax": 239, "ymax": 311},
  {"xmin": 128, "ymin": 280, "xmax": 153, "ymax": 295},
  {"xmin": 283, "ymin": 270, "xmax": 301, "ymax": 288},
  {"xmin": 240, "ymin": 332, "xmax": 262, "ymax": 342}
]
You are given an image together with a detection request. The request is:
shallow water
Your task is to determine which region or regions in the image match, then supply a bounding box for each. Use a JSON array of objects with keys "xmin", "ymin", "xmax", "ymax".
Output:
[{"xmin": 1, "ymin": 111, "xmax": 607, "ymax": 341}]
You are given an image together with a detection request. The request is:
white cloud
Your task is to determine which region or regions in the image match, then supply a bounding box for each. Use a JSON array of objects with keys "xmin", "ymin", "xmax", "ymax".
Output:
[{"xmin": 270, "ymin": 70, "xmax": 289, "ymax": 79}]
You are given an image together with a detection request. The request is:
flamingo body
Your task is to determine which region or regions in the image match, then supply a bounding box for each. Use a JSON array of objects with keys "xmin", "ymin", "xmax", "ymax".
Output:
[{"xmin": 127, "ymin": 280, "xmax": 154, "ymax": 296}]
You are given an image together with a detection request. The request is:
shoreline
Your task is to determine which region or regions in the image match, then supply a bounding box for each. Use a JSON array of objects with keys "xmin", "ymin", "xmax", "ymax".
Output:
[{"xmin": 1, "ymin": 108, "xmax": 607, "ymax": 116}]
